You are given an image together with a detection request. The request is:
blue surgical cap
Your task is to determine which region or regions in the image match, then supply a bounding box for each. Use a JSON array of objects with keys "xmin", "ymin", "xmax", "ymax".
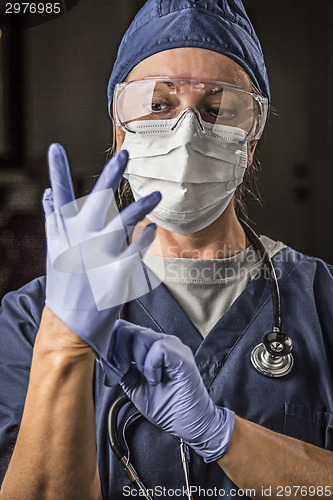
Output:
[{"xmin": 107, "ymin": 0, "xmax": 270, "ymax": 111}]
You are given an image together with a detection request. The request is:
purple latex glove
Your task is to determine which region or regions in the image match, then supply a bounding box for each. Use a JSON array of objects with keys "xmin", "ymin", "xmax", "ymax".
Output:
[
  {"xmin": 104, "ymin": 320, "xmax": 235, "ymax": 463},
  {"xmin": 42, "ymin": 144, "xmax": 161, "ymax": 373}
]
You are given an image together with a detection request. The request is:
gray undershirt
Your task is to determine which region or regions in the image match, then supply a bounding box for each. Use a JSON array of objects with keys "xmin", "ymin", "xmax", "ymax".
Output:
[{"xmin": 143, "ymin": 236, "xmax": 286, "ymax": 338}]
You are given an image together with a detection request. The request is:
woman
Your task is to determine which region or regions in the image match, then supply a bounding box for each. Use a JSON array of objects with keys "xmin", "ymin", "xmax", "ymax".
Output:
[{"xmin": 1, "ymin": 1, "xmax": 333, "ymax": 499}]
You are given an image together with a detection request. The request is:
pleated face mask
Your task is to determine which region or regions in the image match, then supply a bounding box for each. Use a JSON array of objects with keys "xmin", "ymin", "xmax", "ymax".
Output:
[{"xmin": 121, "ymin": 111, "xmax": 248, "ymax": 234}]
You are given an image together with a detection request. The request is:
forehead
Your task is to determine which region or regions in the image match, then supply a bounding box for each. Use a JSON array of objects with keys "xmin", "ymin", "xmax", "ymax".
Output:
[{"xmin": 126, "ymin": 48, "xmax": 252, "ymax": 90}]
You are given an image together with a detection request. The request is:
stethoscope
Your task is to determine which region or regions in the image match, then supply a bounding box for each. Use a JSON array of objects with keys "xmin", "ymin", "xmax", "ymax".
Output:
[
  {"xmin": 108, "ymin": 220, "xmax": 294, "ymax": 499},
  {"xmin": 108, "ymin": 393, "xmax": 194, "ymax": 500},
  {"xmin": 239, "ymin": 219, "xmax": 294, "ymax": 378}
]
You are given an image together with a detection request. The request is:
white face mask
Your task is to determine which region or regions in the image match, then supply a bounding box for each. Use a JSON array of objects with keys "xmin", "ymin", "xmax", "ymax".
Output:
[{"xmin": 121, "ymin": 112, "xmax": 248, "ymax": 234}]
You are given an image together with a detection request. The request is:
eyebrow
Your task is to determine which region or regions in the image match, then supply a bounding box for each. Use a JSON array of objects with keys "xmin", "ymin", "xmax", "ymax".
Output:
[
  {"xmin": 154, "ymin": 81, "xmax": 225, "ymax": 96},
  {"xmin": 209, "ymin": 87, "xmax": 223, "ymax": 95},
  {"xmin": 152, "ymin": 81, "xmax": 178, "ymax": 93}
]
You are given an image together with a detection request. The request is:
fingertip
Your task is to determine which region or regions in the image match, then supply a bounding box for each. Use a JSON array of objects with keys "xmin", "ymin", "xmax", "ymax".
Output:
[
  {"xmin": 42, "ymin": 187, "xmax": 53, "ymax": 201},
  {"xmin": 115, "ymin": 318, "xmax": 131, "ymax": 327},
  {"xmin": 150, "ymin": 191, "xmax": 162, "ymax": 202},
  {"xmin": 102, "ymin": 149, "xmax": 128, "ymax": 177},
  {"xmin": 138, "ymin": 191, "xmax": 161, "ymax": 212},
  {"xmin": 115, "ymin": 323, "xmax": 132, "ymax": 337},
  {"xmin": 50, "ymin": 142, "xmax": 63, "ymax": 150},
  {"xmin": 118, "ymin": 149, "xmax": 129, "ymax": 162},
  {"xmin": 141, "ymin": 223, "xmax": 157, "ymax": 246},
  {"xmin": 140, "ymin": 222, "xmax": 157, "ymax": 245},
  {"xmin": 113, "ymin": 318, "xmax": 129, "ymax": 332},
  {"xmin": 143, "ymin": 222, "xmax": 157, "ymax": 233},
  {"xmin": 47, "ymin": 143, "xmax": 65, "ymax": 158},
  {"xmin": 109, "ymin": 149, "xmax": 128, "ymax": 170},
  {"xmin": 47, "ymin": 143, "xmax": 56, "ymax": 155},
  {"xmin": 47, "ymin": 144, "xmax": 69, "ymax": 181},
  {"xmin": 42, "ymin": 188, "xmax": 54, "ymax": 218}
]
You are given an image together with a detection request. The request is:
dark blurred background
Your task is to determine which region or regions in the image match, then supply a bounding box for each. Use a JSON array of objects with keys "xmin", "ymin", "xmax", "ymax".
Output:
[{"xmin": 0, "ymin": 0, "xmax": 332, "ymax": 299}]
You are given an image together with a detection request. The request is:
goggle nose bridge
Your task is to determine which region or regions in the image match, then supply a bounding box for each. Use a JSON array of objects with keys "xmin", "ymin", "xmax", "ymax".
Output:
[{"xmin": 170, "ymin": 107, "xmax": 205, "ymax": 134}]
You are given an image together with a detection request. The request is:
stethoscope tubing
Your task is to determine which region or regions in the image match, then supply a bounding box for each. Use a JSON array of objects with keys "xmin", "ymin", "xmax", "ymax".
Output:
[
  {"xmin": 239, "ymin": 218, "xmax": 281, "ymax": 332},
  {"xmin": 239, "ymin": 219, "xmax": 294, "ymax": 374},
  {"xmin": 108, "ymin": 393, "xmax": 154, "ymax": 500},
  {"xmin": 108, "ymin": 394, "xmax": 193, "ymax": 500}
]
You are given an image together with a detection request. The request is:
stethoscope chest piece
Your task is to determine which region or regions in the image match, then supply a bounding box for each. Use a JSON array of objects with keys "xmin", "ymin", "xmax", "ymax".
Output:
[
  {"xmin": 239, "ymin": 220, "xmax": 294, "ymax": 378},
  {"xmin": 251, "ymin": 331, "xmax": 294, "ymax": 378}
]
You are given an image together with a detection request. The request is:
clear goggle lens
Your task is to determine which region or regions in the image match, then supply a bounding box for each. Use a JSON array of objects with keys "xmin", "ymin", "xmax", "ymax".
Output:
[{"xmin": 113, "ymin": 77, "xmax": 268, "ymax": 143}]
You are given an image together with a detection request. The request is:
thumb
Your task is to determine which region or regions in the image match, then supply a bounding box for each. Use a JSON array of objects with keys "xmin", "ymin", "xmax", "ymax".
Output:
[
  {"xmin": 42, "ymin": 188, "xmax": 54, "ymax": 219},
  {"xmin": 143, "ymin": 336, "xmax": 193, "ymax": 385},
  {"xmin": 109, "ymin": 320, "xmax": 164, "ymax": 379},
  {"xmin": 47, "ymin": 143, "xmax": 76, "ymax": 210}
]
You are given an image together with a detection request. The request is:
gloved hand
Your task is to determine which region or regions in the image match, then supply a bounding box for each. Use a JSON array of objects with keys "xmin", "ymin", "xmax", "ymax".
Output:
[
  {"xmin": 43, "ymin": 143, "xmax": 161, "ymax": 376},
  {"xmin": 106, "ymin": 319, "xmax": 235, "ymax": 463}
]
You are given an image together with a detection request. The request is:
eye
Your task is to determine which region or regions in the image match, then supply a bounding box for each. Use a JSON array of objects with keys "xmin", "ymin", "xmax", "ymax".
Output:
[
  {"xmin": 207, "ymin": 106, "xmax": 237, "ymax": 120},
  {"xmin": 151, "ymin": 101, "xmax": 171, "ymax": 113}
]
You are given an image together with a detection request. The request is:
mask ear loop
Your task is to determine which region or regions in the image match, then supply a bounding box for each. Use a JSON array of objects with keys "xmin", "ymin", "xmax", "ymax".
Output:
[{"xmin": 170, "ymin": 107, "xmax": 205, "ymax": 133}]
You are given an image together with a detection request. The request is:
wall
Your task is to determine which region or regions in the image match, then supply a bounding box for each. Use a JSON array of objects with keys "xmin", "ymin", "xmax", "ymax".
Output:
[
  {"xmin": 1, "ymin": 0, "xmax": 333, "ymax": 297},
  {"xmin": 244, "ymin": 0, "xmax": 333, "ymax": 261},
  {"xmin": 25, "ymin": 0, "xmax": 146, "ymax": 184}
]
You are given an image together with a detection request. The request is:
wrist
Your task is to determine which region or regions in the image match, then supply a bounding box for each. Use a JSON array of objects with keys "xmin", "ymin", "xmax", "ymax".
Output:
[
  {"xmin": 190, "ymin": 406, "xmax": 236, "ymax": 463},
  {"xmin": 34, "ymin": 306, "xmax": 97, "ymax": 364}
]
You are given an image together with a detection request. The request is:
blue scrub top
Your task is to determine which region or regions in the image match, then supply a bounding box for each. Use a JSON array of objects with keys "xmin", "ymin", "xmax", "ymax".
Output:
[{"xmin": 0, "ymin": 246, "xmax": 333, "ymax": 499}]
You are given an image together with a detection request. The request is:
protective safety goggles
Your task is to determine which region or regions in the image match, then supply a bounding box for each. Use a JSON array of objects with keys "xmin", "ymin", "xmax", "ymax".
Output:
[{"xmin": 113, "ymin": 77, "xmax": 268, "ymax": 143}]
